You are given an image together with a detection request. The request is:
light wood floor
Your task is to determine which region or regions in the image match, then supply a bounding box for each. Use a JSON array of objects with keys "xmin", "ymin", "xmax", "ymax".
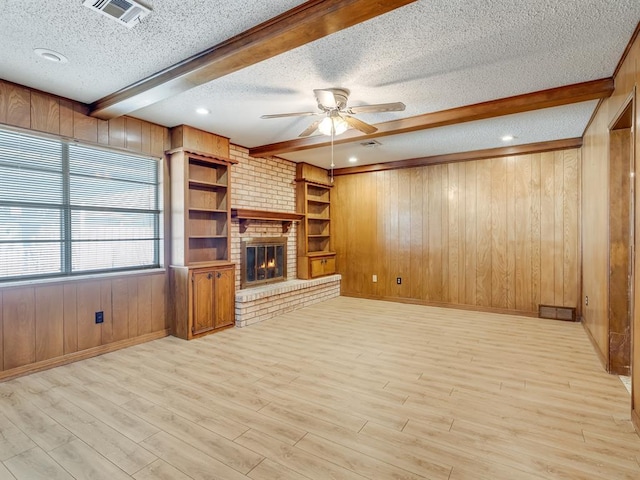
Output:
[{"xmin": 1, "ymin": 296, "xmax": 639, "ymax": 479}]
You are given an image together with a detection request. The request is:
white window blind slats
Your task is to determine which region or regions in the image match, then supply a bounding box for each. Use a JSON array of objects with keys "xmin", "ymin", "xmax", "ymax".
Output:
[
  {"xmin": 71, "ymin": 211, "xmax": 157, "ymax": 240},
  {"xmin": 0, "ymin": 166, "xmax": 63, "ymax": 204},
  {"xmin": 72, "ymin": 240, "xmax": 156, "ymax": 272},
  {"xmin": 0, "ymin": 130, "xmax": 61, "ymax": 171},
  {"xmin": 70, "ymin": 176, "xmax": 157, "ymax": 210},
  {"xmin": 69, "ymin": 144, "xmax": 157, "ymax": 184},
  {"xmin": 0, "ymin": 207, "xmax": 62, "ymax": 242}
]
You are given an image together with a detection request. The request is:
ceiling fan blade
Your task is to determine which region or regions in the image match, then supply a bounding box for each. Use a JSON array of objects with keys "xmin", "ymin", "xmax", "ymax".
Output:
[
  {"xmin": 299, "ymin": 119, "xmax": 322, "ymax": 137},
  {"xmin": 347, "ymin": 102, "xmax": 406, "ymax": 114},
  {"xmin": 342, "ymin": 115, "xmax": 378, "ymax": 135},
  {"xmin": 314, "ymin": 89, "xmax": 338, "ymax": 109},
  {"xmin": 260, "ymin": 112, "xmax": 317, "ymax": 119}
]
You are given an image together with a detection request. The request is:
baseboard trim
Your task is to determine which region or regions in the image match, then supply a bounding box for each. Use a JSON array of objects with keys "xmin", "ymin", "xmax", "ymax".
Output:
[
  {"xmin": 581, "ymin": 320, "xmax": 608, "ymax": 373},
  {"xmin": 632, "ymin": 408, "xmax": 640, "ymax": 436},
  {"xmin": 339, "ymin": 293, "xmax": 538, "ymax": 318},
  {"xmin": 0, "ymin": 329, "xmax": 170, "ymax": 382}
]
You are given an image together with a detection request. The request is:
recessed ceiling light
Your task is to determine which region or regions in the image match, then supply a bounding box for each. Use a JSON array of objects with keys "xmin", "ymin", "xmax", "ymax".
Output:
[
  {"xmin": 34, "ymin": 48, "xmax": 68, "ymax": 64},
  {"xmin": 196, "ymin": 107, "xmax": 210, "ymax": 115},
  {"xmin": 348, "ymin": 157, "xmax": 358, "ymax": 163},
  {"xmin": 501, "ymin": 135, "xmax": 514, "ymax": 142}
]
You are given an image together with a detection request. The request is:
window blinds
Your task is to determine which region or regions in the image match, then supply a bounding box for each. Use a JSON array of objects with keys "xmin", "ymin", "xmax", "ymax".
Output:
[{"xmin": 0, "ymin": 128, "xmax": 161, "ymax": 282}]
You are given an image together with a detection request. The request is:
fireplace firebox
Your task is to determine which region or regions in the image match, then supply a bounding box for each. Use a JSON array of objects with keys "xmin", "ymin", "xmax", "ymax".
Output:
[{"xmin": 241, "ymin": 237, "xmax": 287, "ymax": 289}]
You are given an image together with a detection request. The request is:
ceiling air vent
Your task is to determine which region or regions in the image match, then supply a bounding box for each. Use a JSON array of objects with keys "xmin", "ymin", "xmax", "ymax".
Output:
[
  {"xmin": 360, "ymin": 140, "xmax": 382, "ymax": 148},
  {"xmin": 83, "ymin": 0, "xmax": 151, "ymax": 29}
]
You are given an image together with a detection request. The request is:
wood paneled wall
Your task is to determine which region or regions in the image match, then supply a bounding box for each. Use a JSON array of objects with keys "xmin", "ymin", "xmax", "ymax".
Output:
[
  {"xmin": 0, "ymin": 80, "xmax": 167, "ymax": 157},
  {"xmin": 582, "ymin": 23, "xmax": 640, "ymax": 431},
  {"xmin": 332, "ymin": 150, "xmax": 580, "ymax": 315},
  {"xmin": 0, "ymin": 80, "xmax": 171, "ymax": 380}
]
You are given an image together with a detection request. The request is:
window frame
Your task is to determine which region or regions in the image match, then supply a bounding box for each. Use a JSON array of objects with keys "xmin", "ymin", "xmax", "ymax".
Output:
[{"xmin": 0, "ymin": 126, "xmax": 164, "ymax": 284}]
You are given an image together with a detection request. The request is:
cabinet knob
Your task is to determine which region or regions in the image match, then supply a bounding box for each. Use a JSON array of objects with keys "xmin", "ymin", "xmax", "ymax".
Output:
[
  {"xmin": 207, "ymin": 272, "xmax": 213, "ymax": 279},
  {"xmin": 217, "ymin": 271, "xmax": 222, "ymax": 278}
]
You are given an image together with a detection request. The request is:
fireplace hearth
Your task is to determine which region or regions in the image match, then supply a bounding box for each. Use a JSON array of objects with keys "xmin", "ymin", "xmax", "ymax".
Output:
[{"xmin": 241, "ymin": 237, "xmax": 287, "ymax": 289}]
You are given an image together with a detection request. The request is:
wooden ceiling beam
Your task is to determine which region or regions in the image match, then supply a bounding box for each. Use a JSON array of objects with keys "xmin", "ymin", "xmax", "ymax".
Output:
[
  {"xmin": 249, "ymin": 78, "xmax": 613, "ymax": 158},
  {"xmin": 89, "ymin": 0, "xmax": 417, "ymax": 119},
  {"xmin": 332, "ymin": 137, "xmax": 583, "ymax": 176}
]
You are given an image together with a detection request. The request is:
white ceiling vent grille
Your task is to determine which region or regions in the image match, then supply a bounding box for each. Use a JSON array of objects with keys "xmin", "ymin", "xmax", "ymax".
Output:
[{"xmin": 83, "ymin": 0, "xmax": 151, "ymax": 29}]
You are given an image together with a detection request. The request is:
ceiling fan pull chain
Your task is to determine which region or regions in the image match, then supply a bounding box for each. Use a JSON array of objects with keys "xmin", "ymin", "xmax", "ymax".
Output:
[{"xmin": 330, "ymin": 122, "xmax": 335, "ymax": 184}]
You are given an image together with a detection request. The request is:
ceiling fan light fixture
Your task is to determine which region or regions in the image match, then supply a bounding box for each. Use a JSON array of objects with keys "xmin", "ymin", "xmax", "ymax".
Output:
[{"xmin": 318, "ymin": 115, "xmax": 348, "ymax": 136}]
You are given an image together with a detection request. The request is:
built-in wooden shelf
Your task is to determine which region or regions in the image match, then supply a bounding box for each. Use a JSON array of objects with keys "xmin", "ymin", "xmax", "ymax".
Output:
[{"xmin": 231, "ymin": 208, "xmax": 305, "ymax": 234}]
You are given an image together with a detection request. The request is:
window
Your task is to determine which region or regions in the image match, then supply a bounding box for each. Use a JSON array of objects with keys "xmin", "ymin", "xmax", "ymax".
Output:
[{"xmin": 0, "ymin": 128, "xmax": 161, "ymax": 282}]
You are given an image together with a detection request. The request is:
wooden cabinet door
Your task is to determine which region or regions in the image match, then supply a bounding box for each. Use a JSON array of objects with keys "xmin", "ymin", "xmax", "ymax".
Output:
[
  {"xmin": 309, "ymin": 255, "xmax": 336, "ymax": 278},
  {"xmin": 192, "ymin": 270, "xmax": 214, "ymax": 335},
  {"xmin": 214, "ymin": 266, "xmax": 235, "ymax": 328},
  {"xmin": 323, "ymin": 256, "xmax": 336, "ymax": 275},
  {"xmin": 310, "ymin": 257, "xmax": 326, "ymax": 277}
]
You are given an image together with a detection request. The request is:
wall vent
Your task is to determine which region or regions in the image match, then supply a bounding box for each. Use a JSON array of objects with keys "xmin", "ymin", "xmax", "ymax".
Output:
[
  {"xmin": 83, "ymin": 0, "xmax": 151, "ymax": 29},
  {"xmin": 360, "ymin": 140, "xmax": 382, "ymax": 148},
  {"xmin": 538, "ymin": 304, "xmax": 577, "ymax": 322}
]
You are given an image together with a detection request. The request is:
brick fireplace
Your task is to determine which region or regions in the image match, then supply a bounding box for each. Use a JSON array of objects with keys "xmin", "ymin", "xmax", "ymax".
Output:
[{"xmin": 229, "ymin": 145, "xmax": 341, "ymax": 327}]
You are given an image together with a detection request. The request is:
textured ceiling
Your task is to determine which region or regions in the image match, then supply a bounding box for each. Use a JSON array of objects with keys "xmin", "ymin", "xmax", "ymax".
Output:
[{"xmin": 0, "ymin": 1, "xmax": 639, "ymax": 168}]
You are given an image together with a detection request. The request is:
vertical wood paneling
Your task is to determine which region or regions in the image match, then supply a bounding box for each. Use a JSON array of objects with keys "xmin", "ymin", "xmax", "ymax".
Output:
[
  {"xmin": 464, "ymin": 162, "xmax": 477, "ymax": 306},
  {"xmin": 125, "ymin": 117, "xmax": 143, "ymax": 152},
  {"xmin": 491, "ymin": 158, "xmax": 507, "ymax": 308},
  {"xmin": 30, "ymin": 91, "xmax": 60, "ymax": 134},
  {"xmin": 375, "ymin": 171, "xmax": 388, "ymax": 298},
  {"xmin": 97, "ymin": 119, "xmax": 109, "ymax": 144},
  {"xmin": 35, "ymin": 285, "xmax": 64, "ymax": 362},
  {"xmin": 440, "ymin": 166, "xmax": 450, "ymax": 303},
  {"xmin": 137, "ymin": 276, "xmax": 153, "ymax": 335},
  {"xmin": 506, "ymin": 157, "xmax": 516, "ymax": 310},
  {"xmin": 360, "ymin": 174, "xmax": 377, "ymax": 295},
  {"xmin": 553, "ymin": 151, "xmax": 565, "ymax": 306},
  {"xmin": 397, "ymin": 169, "xmax": 412, "ymax": 298},
  {"xmin": 63, "ymin": 284, "xmax": 78, "ymax": 354},
  {"xmin": 0, "ymin": 81, "xmax": 6, "ymax": 124},
  {"xmin": 530, "ymin": 154, "xmax": 542, "ymax": 311},
  {"xmin": 100, "ymin": 280, "xmax": 112, "ymax": 345},
  {"xmin": 127, "ymin": 277, "xmax": 140, "ymax": 338},
  {"xmin": 410, "ymin": 169, "xmax": 424, "ymax": 299},
  {"xmin": 3, "ymin": 288, "xmax": 36, "ymax": 370},
  {"xmin": 76, "ymin": 282, "xmax": 102, "ymax": 351},
  {"xmin": 59, "ymin": 99, "xmax": 74, "ymax": 137},
  {"xmin": 448, "ymin": 163, "xmax": 460, "ymax": 304},
  {"xmin": 334, "ymin": 149, "xmax": 580, "ymax": 315},
  {"xmin": 141, "ymin": 120, "xmax": 152, "ymax": 155},
  {"xmin": 3, "ymin": 82, "xmax": 31, "ymax": 128},
  {"xmin": 150, "ymin": 124, "xmax": 167, "ymax": 158},
  {"xmin": 515, "ymin": 155, "xmax": 532, "ymax": 311},
  {"xmin": 563, "ymin": 149, "xmax": 579, "ymax": 308},
  {"xmin": 476, "ymin": 161, "xmax": 492, "ymax": 307},
  {"xmin": 389, "ymin": 171, "xmax": 400, "ymax": 297},
  {"xmin": 427, "ymin": 165, "xmax": 443, "ymax": 301},
  {"xmin": 540, "ymin": 153, "xmax": 556, "ymax": 305},
  {"xmin": 151, "ymin": 273, "xmax": 167, "ymax": 333},
  {"xmin": 111, "ymin": 279, "xmax": 130, "ymax": 342},
  {"xmin": 108, "ymin": 116, "xmax": 126, "ymax": 148},
  {"xmin": 73, "ymin": 103, "xmax": 98, "ymax": 142}
]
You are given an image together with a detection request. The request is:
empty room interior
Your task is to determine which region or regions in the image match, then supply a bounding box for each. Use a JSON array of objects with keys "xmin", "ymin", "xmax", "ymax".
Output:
[{"xmin": 2, "ymin": 1, "xmax": 640, "ymax": 479}]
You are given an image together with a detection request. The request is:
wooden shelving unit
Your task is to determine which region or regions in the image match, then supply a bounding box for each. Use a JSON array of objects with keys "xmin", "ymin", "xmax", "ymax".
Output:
[
  {"xmin": 168, "ymin": 125, "xmax": 237, "ymax": 339},
  {"xmin": 296, "ymin": 163, "xmax": 336, "ymax": 279}
]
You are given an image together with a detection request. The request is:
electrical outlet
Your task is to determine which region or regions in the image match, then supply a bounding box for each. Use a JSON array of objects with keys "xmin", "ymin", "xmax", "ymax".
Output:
[
  {"xmin": 95, "ymin": 311, "xmax": 104, "ymax": 324},
  {"xmin": 585, "ymin": 295, "xmax": 589, "ymax": 306},
  {"xmin": 372, "ymin": 274, "xmax": 377, "ymax": 283},
  {"xmin": 396, "ymin": 277, "xmax": 402, "ymax": 285}
]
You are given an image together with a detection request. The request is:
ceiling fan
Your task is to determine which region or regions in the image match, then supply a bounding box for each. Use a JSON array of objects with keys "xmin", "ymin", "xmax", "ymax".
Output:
[{"xmin": 260, "ymin": 88, "xmax": 406, "ymax": 137}]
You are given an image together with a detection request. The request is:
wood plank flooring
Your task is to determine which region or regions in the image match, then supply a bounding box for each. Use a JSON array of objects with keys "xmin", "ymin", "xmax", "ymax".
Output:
[{"xmin": 0, "ymin": 296, "xmax": 638, "ymax": 479}]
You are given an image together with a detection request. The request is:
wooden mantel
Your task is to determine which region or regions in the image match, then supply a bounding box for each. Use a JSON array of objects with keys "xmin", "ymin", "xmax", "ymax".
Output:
[{"xmin": 231, "ymin": 208, "xmax": 304, "ymax": 233}]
